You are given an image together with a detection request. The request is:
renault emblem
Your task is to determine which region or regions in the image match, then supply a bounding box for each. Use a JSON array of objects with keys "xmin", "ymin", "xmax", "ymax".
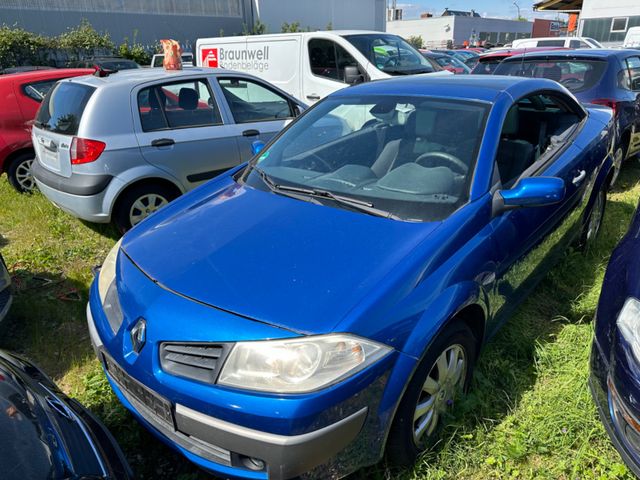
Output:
[{"xmin": 130, "ymin": 318, "xmax": 147, "ymax": 354}]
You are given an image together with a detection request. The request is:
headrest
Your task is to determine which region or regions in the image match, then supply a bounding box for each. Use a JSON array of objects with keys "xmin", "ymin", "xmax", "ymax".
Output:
[
  {"xmin": 179, "ymin": 88, "xmax": 198, "ymax": 110},
  {"xmin": 544, "ymin": 65, "xmax": 562, "ymax": 82},
  {"xmin": 414, "ymin": 109, "xmax": 436, "ymax": 138},
  {"xmin": 502, "ymin": 107, "xmax": 519, "ymax": 136}
]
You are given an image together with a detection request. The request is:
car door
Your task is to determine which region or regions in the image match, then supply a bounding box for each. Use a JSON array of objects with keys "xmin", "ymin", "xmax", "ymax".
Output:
[
  {"xmin": 303, "ymin": 36, "xmax": 364, "ymax": 103},
  {"xmin": 214, "ymin": 75, "xmax": 301, "ymax": 160},
  {"xmin": 486, "ymin": 93, "xmax": 595, "ymax": 334},
  {"xmin": 134, "ymin": 77, "xmax": 241, "ymax": 188}
]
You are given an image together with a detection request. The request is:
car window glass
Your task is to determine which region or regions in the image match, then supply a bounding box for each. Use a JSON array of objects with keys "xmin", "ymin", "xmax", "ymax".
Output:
[
  {"xmin": 627, "ymin": 57, "xmax": 640, "ymax": 91},
  {"xmin": 569, "ymin": 40, "xmax": 580, "ymax": 48},
  {"xmin": 35, "ymin": 82, "xmax": 95, "ymax": 135},
  {"xmin": 538, "ymin": 40, "xmax": 565, "ymax": 47},
  {"xmin": 218, "ymin": 77, "xmax": 293, "ymax": 123},
  {"xmin": 308, "ymin": 38, "xmax": 359, "ymax": 82},
  {"xmin": 138, "ymin": 79, "xmax": 222, "ymax": 132},
  {"xmin": 22, "ymin": 80, "xmax": 56, "ymax": 102},
  {"xmin": 496, "ymin": 94, "xmax": 580, "ymax": 187},
  {"xmin": 494, "ymin": 59, "xmax": 607, "ymax": 93},
  {"xmin": 248, "ymin": 95, "xmax": 489, "ymax": 222}
]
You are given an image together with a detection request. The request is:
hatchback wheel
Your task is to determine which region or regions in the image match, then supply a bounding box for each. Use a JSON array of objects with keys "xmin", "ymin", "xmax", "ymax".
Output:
[
  {"xmin": 7, "ymin": 153, "xmax": 36, "ymax": 193},
  {"xmin": 610, "ymin": 146, "xmax": 624, "ymax": 188},
  {"xmin": 387, "ymin": 322, "xmax": 476, "ymax": 466},
  {"xmin": 113, "ymin": 183, "xmax": 179, "ymax": 233}
]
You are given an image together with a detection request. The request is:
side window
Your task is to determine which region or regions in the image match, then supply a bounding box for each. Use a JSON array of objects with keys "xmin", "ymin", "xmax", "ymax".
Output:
[
  {"xmin": 627, "ymin": 57, "xmax": 640, "ymax": 91},
  {"xmin": 137, "ymin": 79, "xmax": 222, "ymax": 132},
  {"xmin": 22, "ymin": 80, "xmax": 57, "ymax": 102},
  {"xmin": 309, "ymin": 38, "xmax": 359, "ymax": 83},
  {"xmin": 538, "ymin": 39, "xmax": 565, "ymax": 47},
  {"xmin": 218, "ymin": 77, "xmax": 293, "ymax": 123},
  {"xmin": 495, "ymin": 94, "xmax": 581, "ymax": 187},
  {"xmin": 569, "ymin": 40, "xmax": 580, "ymax": 48}
]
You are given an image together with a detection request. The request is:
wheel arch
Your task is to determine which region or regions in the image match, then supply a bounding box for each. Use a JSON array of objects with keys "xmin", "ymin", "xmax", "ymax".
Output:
[
  {"xmin": 2, "ymin": 147, "xmax": 35, "ymax": 173},
  {"xmin": 111, "ymin": 176, "xmax": 183, "ymax": 217}
]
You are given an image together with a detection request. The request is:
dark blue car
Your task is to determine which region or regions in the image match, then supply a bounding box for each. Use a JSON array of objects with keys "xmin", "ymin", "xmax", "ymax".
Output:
[
  {"xmin": 591, "ymin": 199, "xmax": 640, "ymax": 477},
  {"xmin": 495, "ymin": 49, "xmax": 640, "ymax": 184},
  {"xmin": 88, "ymin": 76, "xmax": 615, "ymax": 479}
]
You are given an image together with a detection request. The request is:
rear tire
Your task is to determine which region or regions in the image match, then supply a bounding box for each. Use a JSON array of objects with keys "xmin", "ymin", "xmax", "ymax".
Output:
[
  {"xmin": 386, "ymin": 322, "xmax": 476, "ymax": 467},
  {"xmin": 579, "ymin": 186, "xmax": 606, "ymax": 251},
  {"xmin": 113, "ymin": 183, "xmax": 178, "ymax": 233},
  {"xmin": 7, "ymin": 153, "xmax": 36, "ymax": 193}
]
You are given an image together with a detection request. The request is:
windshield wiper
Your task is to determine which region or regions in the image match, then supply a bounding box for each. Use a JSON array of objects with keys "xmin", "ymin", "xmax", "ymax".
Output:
[{"xmin": 253, "ymin": 168, "xmax": 321, "ymax": 204}]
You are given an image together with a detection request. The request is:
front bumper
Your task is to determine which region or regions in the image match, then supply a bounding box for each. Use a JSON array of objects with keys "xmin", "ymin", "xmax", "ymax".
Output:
[
  {"xmin": 87, "ymin": 302, "xmax": 384, "ymax": 480},
  {"xmin": 590, "ymin": 339, "xmax": 640, "ymax": 478}
]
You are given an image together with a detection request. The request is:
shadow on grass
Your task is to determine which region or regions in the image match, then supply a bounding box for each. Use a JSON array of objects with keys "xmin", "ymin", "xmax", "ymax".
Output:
[
  {"xmin": 358, "ymin": 161, "xmax": 640, "ymax": 479},
  {"xmin": 80, "ymin": 220, "xmax": 122, "ymax": 242}
]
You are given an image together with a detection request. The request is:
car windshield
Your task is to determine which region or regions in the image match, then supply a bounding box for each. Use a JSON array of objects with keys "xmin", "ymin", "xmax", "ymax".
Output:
[
  {"xmin": 472, "ymin": 59, "xmax": 503, "ymax": 74},
  {"xmin": 494, "ymin": 59, "xmax": 607, "ymax": 92},
  {"xmin": 243, "ymin": 95, "xmax": 489, "ymax": 222},
  {"xmin": 343, "ymin": 34, "xmax": 436, "ymax": 75}
]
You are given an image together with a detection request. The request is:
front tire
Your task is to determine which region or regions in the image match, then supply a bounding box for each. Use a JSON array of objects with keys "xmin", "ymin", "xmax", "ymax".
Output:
[
  {"xmin": 113, "ymin": 183, "xmax": 178, "ymax": 233},
  {"xmin": 386, "ymin": 322, "xmax": 476, "ymax": 467},
  {"xmin": 7, "ymin": 153, "xmax": 36, "ymax": 193}
]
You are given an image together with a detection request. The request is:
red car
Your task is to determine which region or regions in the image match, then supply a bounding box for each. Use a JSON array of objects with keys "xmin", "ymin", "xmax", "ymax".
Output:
[
  {"xmin": 0, "ymin": 68, "xmax": 93, "ymax": 192},
  {"xmin": 470, "ymin": 47, "xmax": 567, "ymax": 75}
]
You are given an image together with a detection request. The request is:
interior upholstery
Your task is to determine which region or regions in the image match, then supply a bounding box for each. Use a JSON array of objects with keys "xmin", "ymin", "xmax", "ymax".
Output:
[{"xmin": 496, "ymin": 107, "xmax": 535, "ymax": 186}]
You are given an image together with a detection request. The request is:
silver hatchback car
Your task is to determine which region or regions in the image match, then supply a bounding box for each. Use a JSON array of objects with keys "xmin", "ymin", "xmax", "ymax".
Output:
[{"xmin": 31, "ymin": 68, "xmax": 305, "ymax": 231}]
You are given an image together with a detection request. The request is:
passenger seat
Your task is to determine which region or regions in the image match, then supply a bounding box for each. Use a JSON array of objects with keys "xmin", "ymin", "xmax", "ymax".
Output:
[{"xmin": 496, "ymin": 108, "xmax": 534, "ymax": 186}]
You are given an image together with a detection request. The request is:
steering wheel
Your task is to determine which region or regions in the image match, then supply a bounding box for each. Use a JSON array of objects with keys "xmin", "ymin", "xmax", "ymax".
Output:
[
  {"xmin": 308, "ymin": 152, "xmax": 334, "ymax": 172},
  {"xmin": 560, "ymin": 77, "xmax": 582, "ymax": 88},
  {"xmin": 383, "ymin": 56, "xmax": 399, "ymax": 68},
  {"xmin": 415, "ymin": 151, "xmax": 468, "ymax": 175}
]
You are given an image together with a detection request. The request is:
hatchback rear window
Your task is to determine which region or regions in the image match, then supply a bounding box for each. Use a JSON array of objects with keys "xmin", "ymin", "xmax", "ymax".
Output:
[
  {"xmin": 35, "ymin": 82, "xmax": 95, "ymax": 135},
  {"xmin": 494, "ymin": 59, "xmax": 607, "ymax": 93}
]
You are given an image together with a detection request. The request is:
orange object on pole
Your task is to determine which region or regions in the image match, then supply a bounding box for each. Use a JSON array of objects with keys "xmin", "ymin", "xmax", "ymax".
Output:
[
  {"xmin": 161, "ymin": 39, "xmax": 183, "ymax": 70},
  {"xmin": 568, "ymin": 14, "xmax": 578, "ymax": 33}
]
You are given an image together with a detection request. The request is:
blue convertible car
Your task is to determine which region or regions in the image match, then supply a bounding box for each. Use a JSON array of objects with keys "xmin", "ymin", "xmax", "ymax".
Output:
[
  {"xmin": 591, "ymin": 199, "xmax": 640, "ymax": 477},
  {"xmin": 88, "ymin": 76, "xmax": 615, "ymax": 479}
]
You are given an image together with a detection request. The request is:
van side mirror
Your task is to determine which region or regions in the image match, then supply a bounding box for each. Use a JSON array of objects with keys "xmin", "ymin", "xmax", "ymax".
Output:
[
  {"xmin": 251, "ymin": 140, "xmax": 266, "ymax": 156},
  {"xmin": 493, "ymin": 177, "xmax": 565, "ymax": 216},
  {"xmin": 344, "ymin": 65, "xmax": 364, "ymax": 85}
]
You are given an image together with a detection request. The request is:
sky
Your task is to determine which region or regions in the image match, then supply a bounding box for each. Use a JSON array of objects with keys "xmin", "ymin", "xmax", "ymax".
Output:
[{"xmin": 395, "ymin": 1, "xmax": 565, "ymax": 21}]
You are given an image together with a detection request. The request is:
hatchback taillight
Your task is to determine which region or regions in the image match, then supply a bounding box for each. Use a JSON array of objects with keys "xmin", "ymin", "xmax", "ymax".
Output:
[
  {"xmin": 70, "ymin": 137, "xmax": 106, "ymax": 165},
  {"xmin": 591, "ymin": 99, "xmax": 619, "ymax": 117}
]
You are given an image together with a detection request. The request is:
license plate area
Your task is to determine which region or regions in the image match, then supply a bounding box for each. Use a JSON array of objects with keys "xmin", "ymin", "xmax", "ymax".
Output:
[{"xmin": 103, "ymin": 353, "xmax": 174, "ymax": 428}]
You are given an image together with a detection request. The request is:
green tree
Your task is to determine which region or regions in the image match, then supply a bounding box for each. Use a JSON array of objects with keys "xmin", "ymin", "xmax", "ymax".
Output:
[
  {"xmin": 118, "ymin": 31, "xmax": 151, "ymax": 65},
  {"xmin": 406, "ymin": 35, "xmax": 424, "ymax": 49},
  {"xmin": 0, "ymin": 25, "xmax": 48, "ymax": 68},
  {"xmin": 243, "ymin": 19, "xmax": 267, "ymax": 35},
  {"xmin": 56, "ymin": 19, "xmax": 114, "ymax": 51},
  {"xmin": 281, "ymin": 21, "xmax": 301, "ymax": 33}
]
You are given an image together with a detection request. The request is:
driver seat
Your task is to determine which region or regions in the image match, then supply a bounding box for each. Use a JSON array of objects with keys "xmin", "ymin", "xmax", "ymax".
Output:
[
  {"xmin": 371, "ymin": 110, "xmax": 439, "ymax": 177},
  {"xmin": 496, "ymin": 107, "xmax": 534, "ymax": 186}
]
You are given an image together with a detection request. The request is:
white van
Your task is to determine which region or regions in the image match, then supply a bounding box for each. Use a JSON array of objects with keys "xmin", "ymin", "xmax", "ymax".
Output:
[
  {"xmin": 512, "ymin": 36, "xmax": 603, "ymax": 49},
  {"xmin": 196, "ymin": 31, "xmax": 445, "ymax": 103},
  {"xmin": 624, "ymin": 27, "xmax": 640, "ymax": 48}
]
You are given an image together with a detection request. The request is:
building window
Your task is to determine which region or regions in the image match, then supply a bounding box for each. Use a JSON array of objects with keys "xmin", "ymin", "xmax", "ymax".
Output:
[{"xmin": 611, "ymin": 17, "xmax": 628, "ymax": 33}]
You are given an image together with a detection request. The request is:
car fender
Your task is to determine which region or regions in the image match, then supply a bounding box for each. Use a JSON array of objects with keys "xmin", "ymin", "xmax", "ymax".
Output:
[{"xmin": 105, "ymin": 166, "xmax": 186, "ymax": 217}]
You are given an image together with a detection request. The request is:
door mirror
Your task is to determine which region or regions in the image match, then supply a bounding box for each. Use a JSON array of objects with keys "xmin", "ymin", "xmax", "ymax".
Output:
[
  {"xmin": 632, "ymin": 77, "xmax": 640, "ymax": 91},
  {"xmin": 494, "ymin": 177, "xmax": 565, "ymax": 215},
  {"xmin": 251, "ymin": 140, "xmax": 266, "ymax": 156},
  {"xmin": 344, "ymin": 66, "xmax": 364, "ymax": 85}
]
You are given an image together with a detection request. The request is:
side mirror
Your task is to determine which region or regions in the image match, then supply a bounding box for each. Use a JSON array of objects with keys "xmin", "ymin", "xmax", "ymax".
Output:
[
  {"xmin": 251, "ymin": 140, "xmax": 266, "ymax": 156},
  {"xmin": 344, "ymin": 65, "xmax": 364, "ymax": 85},
  {"xmin": 632, "ymin": 77, "xmax": 640, "ymax": 91},
  {"xmin": 493, "ymin": 177, "xmax": 565, "ymax": 215}
]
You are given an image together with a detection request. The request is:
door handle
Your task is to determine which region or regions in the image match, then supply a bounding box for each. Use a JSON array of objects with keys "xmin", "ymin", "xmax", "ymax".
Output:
[
  {"xmin": 572, "ymin": 170, "xmax": 586, "ymax": 186},
  {"xmin": 242, "ymin": 129, "xmax": 260, "ymax": 137},
  {"xmin": 306, "ymin": 94, "xmax": 321, "ymax": 101},
  {"xmin": 151, "ymin": 138, "xmax": 175, "ymax": 147}
]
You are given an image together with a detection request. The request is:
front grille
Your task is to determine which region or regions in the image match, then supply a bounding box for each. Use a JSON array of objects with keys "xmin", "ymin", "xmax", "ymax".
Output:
[
  {"xmin": 103, "ymin": 353, "xmax": 173, "ymax": 427},
  {"xmin": 160, "ymin": 343, "xmax": 232, "ymax": 384}
]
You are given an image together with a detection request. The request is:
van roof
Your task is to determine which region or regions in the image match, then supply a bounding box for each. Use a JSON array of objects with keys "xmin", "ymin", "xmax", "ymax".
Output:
[{"xmin": 197, "ymin": 30, "xmax": 397, "ymax": 41}]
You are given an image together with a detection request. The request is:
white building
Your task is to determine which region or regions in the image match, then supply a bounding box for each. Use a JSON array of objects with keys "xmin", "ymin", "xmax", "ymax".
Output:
[
  {"xmin": 534, "ymin": 0, "xmax": 640, "ymax": 46},
  {"xmin": 386, "ymin": 12, "xmax": 532, "ymax": 49}
]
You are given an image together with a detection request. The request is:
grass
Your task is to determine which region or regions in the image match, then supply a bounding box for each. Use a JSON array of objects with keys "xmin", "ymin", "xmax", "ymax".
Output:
[{"xmin": 0, "ymin": 160, "xmax": 639, "ymax": 480}]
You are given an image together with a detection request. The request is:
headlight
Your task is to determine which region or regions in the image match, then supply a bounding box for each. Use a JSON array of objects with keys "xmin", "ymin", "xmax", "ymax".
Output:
[
  {"xmin": 98, "ymin": 239, "xmax": 123, "ymax": 333},
  {"xmin": 218, "ymin": 334, "xmax": 391, "ymax": 393},
  {"xmin": 617, "ymin": 297, "xmax": 640, "ymax": 362}
]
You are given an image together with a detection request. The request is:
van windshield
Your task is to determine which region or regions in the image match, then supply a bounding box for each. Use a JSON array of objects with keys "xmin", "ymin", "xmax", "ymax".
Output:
[{"xmin": 343, "ymin": 34, "xmax": 436, "ymax": 75}]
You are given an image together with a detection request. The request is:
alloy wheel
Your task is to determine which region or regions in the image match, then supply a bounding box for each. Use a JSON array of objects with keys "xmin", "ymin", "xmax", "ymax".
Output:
[
  {"xmin": 15, "ymin": 158, "xmax": 35, "ymax": 192},
  {"xmin": 129, "ymin": 193, "xmax": 169, "ymax": 226},
  {"xmin": 413, "ymin": 344, "xmax": 466, "ymax": 444},
  {"xmin": 586, "ymin": 190, "xmax": 605, "ymax": 244}
]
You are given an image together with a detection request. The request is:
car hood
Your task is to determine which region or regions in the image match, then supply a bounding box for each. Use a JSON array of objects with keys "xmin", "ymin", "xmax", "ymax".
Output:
[{"xmin": 122, "ymin": 179, "xmax": 439, "ymax": 334}]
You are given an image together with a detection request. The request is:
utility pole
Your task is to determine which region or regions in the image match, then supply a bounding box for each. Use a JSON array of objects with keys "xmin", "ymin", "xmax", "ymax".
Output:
[{"xmin": 513, "ymin": 1, "xmax": 521, "ymax": 20}]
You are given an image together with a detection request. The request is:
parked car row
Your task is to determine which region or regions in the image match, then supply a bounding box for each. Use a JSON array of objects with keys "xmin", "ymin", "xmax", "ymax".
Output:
[{"xmin": 1, "ymin": 29, "xmax": 640, "ymax": 479}]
